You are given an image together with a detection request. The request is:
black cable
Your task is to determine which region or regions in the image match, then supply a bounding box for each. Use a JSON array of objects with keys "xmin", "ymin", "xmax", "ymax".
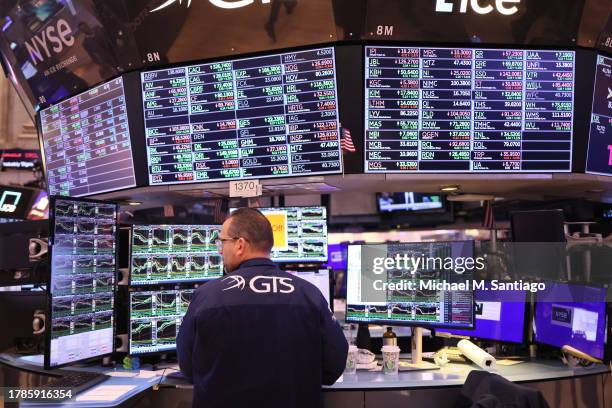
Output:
[{"xmin": 153, "ymin": 367, "xmax": 179, "ymax": 390}]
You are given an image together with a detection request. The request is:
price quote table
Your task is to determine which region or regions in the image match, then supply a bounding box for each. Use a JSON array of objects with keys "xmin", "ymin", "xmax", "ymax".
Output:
[
  {"xmin": 40, "ymin": 77, "xmax": 136, "ymax": 196},
  {"xmin": 141, "ymin": 47, "xmax": 342, "ymax": 185},
  {"xmin": 586, "ymin": 55, "xmax": 612, "ymax": 175},
  {"xmin": 364, "ymin": 47, "xmax": 576, "ymax": 172}
]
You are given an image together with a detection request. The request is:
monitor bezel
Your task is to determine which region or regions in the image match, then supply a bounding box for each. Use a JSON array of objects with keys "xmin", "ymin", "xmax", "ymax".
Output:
[
  {"xmin": 139, "ymin": 44, "xmax": 345, "ymax": 187},
  {"xmin": 344, "ymin": 240, "xmax": 476, "ymax": 330},
  {"xmin": 45, "ymin": 195, "xmax": 119, "ymax": 370},
  {"xmin": 361, "ymin": 43, "xmax": 597, "ymax": 175}
]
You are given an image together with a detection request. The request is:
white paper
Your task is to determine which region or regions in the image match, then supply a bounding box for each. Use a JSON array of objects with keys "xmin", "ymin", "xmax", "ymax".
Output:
[
  {"xmin": 136, "ymin": 370, "xmax": 161, "ymax": 379},
  {"xmin": 75, "ymin": 385, "xmax": 137, "ymax": 402},
  {"xmin": 105, "ymin": 371, "xmax": 138, "ymax": 378},
  {"xmin": 497, "ymin": 359, "xmax": 525, "ymax": 366}
]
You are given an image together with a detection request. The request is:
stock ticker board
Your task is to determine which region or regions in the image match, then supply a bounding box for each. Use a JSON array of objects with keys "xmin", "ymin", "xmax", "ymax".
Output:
[
  {"xmin": 40, "ymin": 78, "xmax": 137, "ymax": 197},
  {"xmin": 586, "ymin": 55, "xmax": 612, "ymax": 176},
  {"xmin": 364, "ymin": 47, "xmax": 576, "ymax": 172},
  {"xmin": 141, "ymin": 47, "xmax": 342, "ymax": 185}
]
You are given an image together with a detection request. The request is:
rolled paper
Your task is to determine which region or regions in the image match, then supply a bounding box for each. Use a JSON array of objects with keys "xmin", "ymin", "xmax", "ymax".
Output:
[{"xmin": 457, "ymin": 339, "xmax": 496, "ymax": 370}]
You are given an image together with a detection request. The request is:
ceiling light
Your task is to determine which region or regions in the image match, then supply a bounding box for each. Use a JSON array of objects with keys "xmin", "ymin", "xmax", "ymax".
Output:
[{"xmin": 440, "ymin": 185, "xmax": 460, "ymax": 192}]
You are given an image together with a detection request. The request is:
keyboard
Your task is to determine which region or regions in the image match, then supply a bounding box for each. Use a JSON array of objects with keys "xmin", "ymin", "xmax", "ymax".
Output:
[{"xmin": 44, "ymin": 371, "xmax": 109, "ymax": 395}]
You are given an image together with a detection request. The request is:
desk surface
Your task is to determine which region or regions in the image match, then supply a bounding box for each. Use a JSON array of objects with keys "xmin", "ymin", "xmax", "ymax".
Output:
[
  {"xmin": 2, "ymin": 353, "xmax": 610, "ymax": 404},
  {"xmin": 0, "ymin": 354, "xmax": 162, "ymax": 408},
  {"xmin": 327, "ymin": 359, "xmax": 611, "ymax": 390}
]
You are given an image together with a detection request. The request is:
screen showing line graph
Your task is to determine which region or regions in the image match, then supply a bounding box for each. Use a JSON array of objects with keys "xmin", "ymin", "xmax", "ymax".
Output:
[
  {"xmin": 129, "ymin": 286, "xmax": 197, "ymax": 354},
  {"xmin": 130, "ymin": 224, "xmax": 222, "ymax": 285}
]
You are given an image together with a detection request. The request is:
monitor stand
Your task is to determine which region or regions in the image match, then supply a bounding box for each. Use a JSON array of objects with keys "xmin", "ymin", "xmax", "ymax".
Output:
[{"xmin": 400, "ymin": 327, "xmax": 439, "ymax": 371}]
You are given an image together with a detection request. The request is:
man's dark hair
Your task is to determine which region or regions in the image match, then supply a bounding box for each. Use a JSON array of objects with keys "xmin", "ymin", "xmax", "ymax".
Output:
[{"xmin": 227, "ymin": 208, "xmax": 274, "ymax": 253}]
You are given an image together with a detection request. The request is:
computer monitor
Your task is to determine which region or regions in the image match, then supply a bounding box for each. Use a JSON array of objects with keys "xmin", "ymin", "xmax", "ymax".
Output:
[
  {"xmin": 585, "ymin": 54, "xmax": 612, "ymax": 176},
  {"xmin": 345, "ymin": 241, "xmax": 475, "ymax": 329},
  {"xmin": 230, "ymin": 206, "xmax": 328, "ymax": 263},
  {"xmin": 510, "ymin": 209, "xmax": 566, "ymax": 280},
  {"xmin": 377, "ymin": 193, "xmax": 444, "ymax": 213},
  {"xmin": 130, "ymin": 224, "xmax": 222, "ymax": 285},
  {"xmin": 129, "ymin": 286, "xmax": 196, "ymax": 355},
  {"xmin": 511, "ymin": 209, "xmax": 566, "ymax": 243},
  {"xmin": 535, "ymin": 281, "xmax": 607, "ymax": 359},
  {"xmin": 45, "ymin": 197, "xmax": 118, "ymax": 369},
  {"xmin": 38, "ymin": 76, "xmax": 138, "ymax": 197},
  {"xmin": 286, "ymin": 269, "xmax": 332, "ymax": 309},
  {"xmin": 436, "ymin": 282, "xmax": 527, "ymax": 343}
]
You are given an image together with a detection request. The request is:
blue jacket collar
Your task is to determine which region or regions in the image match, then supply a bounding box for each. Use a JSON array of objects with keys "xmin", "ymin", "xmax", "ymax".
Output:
[{"xmin": 236, "ymin": 257, "xmax": 276, "ymax": 269}]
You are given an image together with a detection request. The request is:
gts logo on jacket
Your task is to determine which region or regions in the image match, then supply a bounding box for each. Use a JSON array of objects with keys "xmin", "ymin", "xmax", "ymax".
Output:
[{"xmin": 223, "ymin": 275, "xmax": 295, "ymax": 294}]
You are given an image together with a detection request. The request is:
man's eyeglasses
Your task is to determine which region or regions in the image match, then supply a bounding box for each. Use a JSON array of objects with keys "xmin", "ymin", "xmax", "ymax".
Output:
[{"xmin": 214, "ymin": 236, "xmax": 248, "ymax": 249}]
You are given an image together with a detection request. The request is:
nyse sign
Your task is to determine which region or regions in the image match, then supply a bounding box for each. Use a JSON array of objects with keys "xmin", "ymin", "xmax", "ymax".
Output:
[{"xmin": 435, "ymin": 0, "xmax": 521, "ymax": 15}]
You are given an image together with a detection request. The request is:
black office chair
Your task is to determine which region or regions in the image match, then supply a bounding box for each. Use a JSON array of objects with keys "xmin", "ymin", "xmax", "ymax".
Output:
[{"xmin": 455, "ymin": 370, "xmax": 549, "ymax": 408}]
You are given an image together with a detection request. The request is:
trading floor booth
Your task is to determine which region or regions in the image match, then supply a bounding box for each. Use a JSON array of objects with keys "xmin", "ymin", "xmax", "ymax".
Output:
[{"xmin": 0, "ymin": 0, "xmax": 611, "ymax": 407}]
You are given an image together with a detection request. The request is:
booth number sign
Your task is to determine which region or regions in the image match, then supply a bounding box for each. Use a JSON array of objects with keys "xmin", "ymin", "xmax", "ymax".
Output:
[{"xmin": 229, "ymin": 180, "xmax": 262, "ymax": 198}]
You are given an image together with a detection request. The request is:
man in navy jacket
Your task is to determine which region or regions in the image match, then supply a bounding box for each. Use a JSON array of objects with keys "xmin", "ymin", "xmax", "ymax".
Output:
[{"xmin": 177, "ymin": 207, "xmax": 348, "ymax": 408}]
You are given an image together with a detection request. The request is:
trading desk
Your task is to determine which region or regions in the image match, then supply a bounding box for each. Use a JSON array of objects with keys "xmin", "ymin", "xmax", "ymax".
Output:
[
  {"xmin": 0, "ymin": 354, "xmax": 160, "ymax": 408},
  {"xmin": 1, "ymin": 354, "xmax": 611, "ymax": 408},
  {"xmin": 156, "ymin": 358, "xmax": 612, "ymax": 408}
]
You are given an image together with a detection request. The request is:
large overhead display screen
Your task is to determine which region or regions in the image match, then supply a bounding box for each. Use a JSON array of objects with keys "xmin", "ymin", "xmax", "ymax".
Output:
[
  {"xmin": 364, "ymin": 47, "xmax": 576, "ymax": 172},
  {"xmin": 40, "ymin": 77, "xmax": 137, "ymax": 197},
  {"xmin": 585, "ymin": 55, "xmax": 612, "ymax": 176},
  {"xmin": 141, "ymin": 47, "xmax": 342, "ymax": 185}
]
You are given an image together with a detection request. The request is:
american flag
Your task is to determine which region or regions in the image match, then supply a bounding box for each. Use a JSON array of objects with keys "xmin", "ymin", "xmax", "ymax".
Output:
[
  {"xmin": 482, "ymin": 200, "xmax": 495, "ymax": 229},
  {"xmin": 341, "ymin": 128, "xmax": 356, "ymax": 152},
  {"xmin": 210, "ymin": 198, "xmax": 226, "ymax": 224}
]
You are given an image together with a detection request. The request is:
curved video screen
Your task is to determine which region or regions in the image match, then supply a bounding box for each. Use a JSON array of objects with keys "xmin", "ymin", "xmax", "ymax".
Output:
[
  {"xmin": 141, "ymin": 46, "xmax": 342, "ymax": 185},
  {"xmin": 40, "ymin": 77, "xmax": 137, "ymax": 197},
  {"xmin": 585, "ymin": 55, "xmax": 612, "ymax": 176},
  {"xmin": 364, "ymin": 46, "xmax": 576, "ymax": 173}
]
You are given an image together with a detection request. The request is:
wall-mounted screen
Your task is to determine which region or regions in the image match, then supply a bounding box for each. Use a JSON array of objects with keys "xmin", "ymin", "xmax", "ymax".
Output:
[
  {"xmin": 377, "ymin": 192, "xmax": 444, "ymax": 212},
  {"xmin": 585, "ymin": 55, "xmax": 612, "ymax": 176},
  {"xmin": 141, "ymin": 47, "xmax": 342, "ymax": 185},
  {"xmin": 40, "ymin": 77, "xmax": 137, "ymax": 197},
  {"xmin": 364, "ymin": 46, "xmax": 576, "ymax": 172},
  {"xmin": 130, "ymin": 224, "xmax": 222, "ymax": 285}
]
